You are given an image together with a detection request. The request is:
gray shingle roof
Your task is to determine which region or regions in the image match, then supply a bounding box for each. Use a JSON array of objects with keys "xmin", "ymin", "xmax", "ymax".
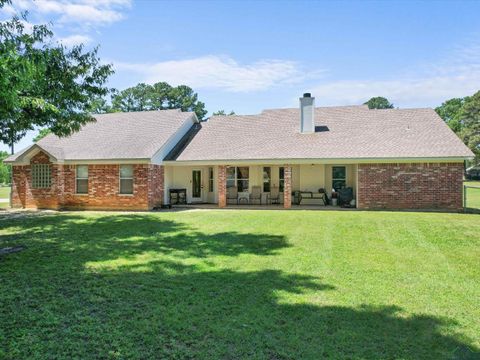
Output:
[
  {"xmin": 6, "ymin": 110, "xmax": 196, "ymax": 162},
  {"xmin": 171, "ymin": 106, "xmax": 474, "ymax": 161}
]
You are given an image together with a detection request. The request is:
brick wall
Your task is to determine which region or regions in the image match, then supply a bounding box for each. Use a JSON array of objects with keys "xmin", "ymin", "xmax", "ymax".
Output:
[
  {"xmin": 12, "ymin": 152, "xmax": 62, "ymax": 209},
  {"xmin": 283, "ymin": 166, "xmax": 292, "ymax": 209},
  {"xmin": 357, "ymin": 163, "xmax": 464, "ymax": 211},
  {"xmin": 11, "ymin": 151, "xmax": 164, "ymax": 210},
  {"xmin": 218, "ymin": 165, "xmax": 226, "ymax": 208},
  {"xmin": 147, "ymin": 164, "xmax": 164, "ymax": 209}
]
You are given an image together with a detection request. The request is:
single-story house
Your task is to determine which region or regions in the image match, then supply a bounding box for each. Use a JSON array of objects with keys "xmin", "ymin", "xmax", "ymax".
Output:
[{"xmin": 5, "ymin": 93, "xmax": 474, "ymax": 211}]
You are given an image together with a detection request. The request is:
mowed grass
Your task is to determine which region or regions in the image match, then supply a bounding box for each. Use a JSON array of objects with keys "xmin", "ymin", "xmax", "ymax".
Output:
[
  {"xmin": 0, "ymin": 210, "xmax": 479, "ymax": 359},
  {"xmin": 0, "ymin": 186, "xmax": 10, "ymax": 199},
  {"xmin": 465, "ymin": 181, "xmax": 480, "ymax": 210},
  {"xmin": 0, "ymin": 186, "xmax": 10, "ymax": 209}
]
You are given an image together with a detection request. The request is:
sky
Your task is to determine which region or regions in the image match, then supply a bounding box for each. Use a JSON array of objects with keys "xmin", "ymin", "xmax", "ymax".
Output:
[{"xmin": 1, "ymin": 0, "xmax": 480, "ymax": 152}]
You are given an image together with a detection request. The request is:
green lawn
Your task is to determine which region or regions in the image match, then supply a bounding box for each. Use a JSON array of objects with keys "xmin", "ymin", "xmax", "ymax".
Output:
[
  {"xmin": 0, "ymin": 210, "xmax": 479, "ymax": 359},
  {"xmin": 0, "ymin": 185, "xmax": 10, "ymax": 199},
  {"xmin": 465, "ymin": 181, "xmax": 480, "ymax": 210}
]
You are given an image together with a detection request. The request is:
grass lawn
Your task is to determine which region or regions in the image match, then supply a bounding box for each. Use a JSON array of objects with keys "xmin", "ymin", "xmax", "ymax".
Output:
[
  {"xmin": 0, "ymin": 210, "xmax": 479, "ymax": 359},
  {"xmin": 465, "ymin": 181, "xmax": 480, "ymax": 210},
  {"xmin": 0, "ymin": 185, "xmax": 10, "ymax": 199}
]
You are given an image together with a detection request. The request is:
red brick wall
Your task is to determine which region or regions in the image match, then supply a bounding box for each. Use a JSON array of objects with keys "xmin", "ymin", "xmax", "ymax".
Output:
[
  {"xmin": 12, "ymin": 152, "xmax": 62, "ymax": 209},
  {"xmin": 283, "ymin": 166, "xmax": 292, "ymax": 209},
  {"xmin": 147, "ymin": 164, "xmax": 164, "ymax": 209},
  {"xmin": 218, "ymin": 165, "xmax": 226, "ymax": 208},
  {"xmin": 11, "ymin": 151, "xmax": 164, "ymax": 210},
  {"xmin": 357, "ymin": 163, "xmax": 464, "ymax": 211}
]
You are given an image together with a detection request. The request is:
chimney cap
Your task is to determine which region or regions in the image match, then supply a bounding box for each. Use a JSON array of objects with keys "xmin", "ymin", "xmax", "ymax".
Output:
[{"xmin": 303, "ymin": 93, "xmax": 311, "ymax": 98}]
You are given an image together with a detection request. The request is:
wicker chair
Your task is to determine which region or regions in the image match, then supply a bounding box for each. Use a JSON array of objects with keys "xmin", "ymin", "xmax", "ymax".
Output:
[
  {"xmin": 226, "ymin": 186, "xmax": 238, "ymax": 204},
  {"xmin": 249, "ymin": 186, "xmax": 262, "ymax": 205},
  {"xmin": 267, "ymin": 186, "xmax": 280, "ymax": 205}
]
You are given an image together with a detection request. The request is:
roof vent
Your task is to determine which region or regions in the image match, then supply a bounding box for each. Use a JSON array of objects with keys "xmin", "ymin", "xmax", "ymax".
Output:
[{"xmin": 300, "ymin": 93, "xmax": 315, "ymax": 133}]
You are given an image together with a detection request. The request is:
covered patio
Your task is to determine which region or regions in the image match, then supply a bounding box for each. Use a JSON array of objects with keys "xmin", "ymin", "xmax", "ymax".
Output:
[{"xmin": 164, "ymin": 163, "xmax": 358, "ymax": 209}]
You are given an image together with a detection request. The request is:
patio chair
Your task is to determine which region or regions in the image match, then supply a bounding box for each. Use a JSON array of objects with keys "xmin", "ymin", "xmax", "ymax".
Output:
[
  {"xmin": 267, "ymin": 186, "xmax": 280, "ymax": 205},
  {"xmin": 226, "ymin": 186, "xmax": 238, "ymax": 205},
  {"xmin": 249, "ymin": 186, "xmax": 262, "ymax": 205}
]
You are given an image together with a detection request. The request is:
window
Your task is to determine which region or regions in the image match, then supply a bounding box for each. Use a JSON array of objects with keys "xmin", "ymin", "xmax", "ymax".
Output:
[
  {"xmin": 119, "ymin": 165, "xmax": 134, "ymax": 194},
  {"xmin": 208, "ymin": 167, "xmax": 214, "ymax": 192},
  {"xmin": 279, "ymin": 167, "xmax": 285, "ymax": 192},
  {"xmin": 263, "ymin": 167, "xmax": 271, "ymax": 192},
  {"xmin": 332, "ymin": 166, "xmax": 346, "ymax": 190},
  {"xmin": 31, "ymin": 164, "xmax": 51, "ymax": 188},
  {"xmin": 226, "ymin": 166, "xmax": 249, "ymax": 192},
  {"xmin": 76, "ymin": 165, "xmax": 88, "ymax": 194}
]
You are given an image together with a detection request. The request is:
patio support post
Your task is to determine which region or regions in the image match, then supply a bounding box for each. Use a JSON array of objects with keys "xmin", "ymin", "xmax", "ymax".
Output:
[
  {"xmin": 283, "ymin": 165, "xmax": 292, "ymax": 209},
  {"xmin": 218, "ymin": 165, "xmax": 227, "ymax": 208}
]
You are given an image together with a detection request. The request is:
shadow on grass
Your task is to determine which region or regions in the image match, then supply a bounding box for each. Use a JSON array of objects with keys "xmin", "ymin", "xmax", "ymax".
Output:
[{"xmin": 0, "ymin": 212, "xmax": 478, "ymax": 359}]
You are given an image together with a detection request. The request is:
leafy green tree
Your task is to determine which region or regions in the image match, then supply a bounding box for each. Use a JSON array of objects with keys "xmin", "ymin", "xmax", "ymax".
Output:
[
  {"xmin": 212, "ymin": 110, "xmax": 235, "ymax": 116},
  {"xmin": 458, "ymin": 91, "xmax": 480, "ymax": 161},
  {"xmin": 0, "ymin": 11, "xmax": 113, "ymax": 154},
  {"xmin": 364, "ymin": 97, "xmax": 394, "ymax": 109},
  {"xmin": 33, "ymin": 128, "xmax": 52, "ymax": 142},
  {"xmin": 111, "ymin": 82, "xmax": 207, "ymax": 120},
  {"xmin": 435, "ymin": 97, "xmax": 469, "ymax": 133},
  {"xmin": 0, "ymin": 150, "xmax": 11, "ymax": 185}
]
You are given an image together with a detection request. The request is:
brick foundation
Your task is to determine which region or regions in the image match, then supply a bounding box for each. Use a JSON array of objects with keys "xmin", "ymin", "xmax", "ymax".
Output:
[
  {"xmin": 357, "ymin": 163, "xmax": 464, "ymax": 211},
  {"xmin": 11, "ymin": 151, "xmax": 164, "ymax": 211}
]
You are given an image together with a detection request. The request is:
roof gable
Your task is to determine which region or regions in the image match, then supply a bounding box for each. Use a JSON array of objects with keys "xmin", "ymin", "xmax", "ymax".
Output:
[{"xmin": 6, "ymin": 109, "xmax": 197, "ymax": 163}]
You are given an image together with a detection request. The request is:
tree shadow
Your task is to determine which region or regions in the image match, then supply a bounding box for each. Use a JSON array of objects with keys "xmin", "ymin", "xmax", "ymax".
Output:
[
  {"xmin": 0, "ymin": 212, "xmax": 290, "ymax": 261},
  {"xmin": 0, "ymin": 212, "xmax": 478, "ymax": 359}
]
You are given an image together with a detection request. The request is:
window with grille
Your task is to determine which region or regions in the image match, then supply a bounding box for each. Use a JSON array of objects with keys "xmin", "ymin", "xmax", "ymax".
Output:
[
  {"xmin": 263, "ymin": 167, "xmax": 271, "ymax": 192},
  {"xmin": 208, "ymin": 167, "xmax": 214, "ymax": 192},
  {"xmin": 332, "ymin": 166, "xmax": 346, "ymax": 191},
  {"xmin": 31, "ymin": 164, "xmax": 51, "ymax": 188},
  {"xmin": 279, "ymin": 167, "xmax": 285, "ymax": 192},
  {"xmin": 226, "ymin": 166, "xmax": 249, "ymax": 192},
  {"xmin": 119, "ymin": 165, "xmax": 134, "ymax": 194},
  {"xmin": 76, "ymin": 165, "xmax": 88, "ymax": 194}
]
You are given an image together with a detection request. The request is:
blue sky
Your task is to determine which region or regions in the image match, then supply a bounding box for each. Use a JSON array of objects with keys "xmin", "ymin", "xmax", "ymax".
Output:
[{"xmin": 2, "ymin": 0, "xmax": 480, "ymax": 152}]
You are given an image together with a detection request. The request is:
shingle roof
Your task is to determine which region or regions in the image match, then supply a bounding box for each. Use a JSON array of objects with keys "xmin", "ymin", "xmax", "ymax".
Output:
[
  {"xmin": 6, "ymin": 110, "xmax": 196, "ymax": 162},
  {"xmin": 171, "ymin": 106, "xmax": 474, "ymax": 161}
]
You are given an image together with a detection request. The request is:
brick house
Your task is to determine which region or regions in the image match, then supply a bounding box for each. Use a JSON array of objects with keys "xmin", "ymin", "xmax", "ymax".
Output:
[{"xmin": 5, "ymin": 94, "xmax": 474, "ymax": 211}]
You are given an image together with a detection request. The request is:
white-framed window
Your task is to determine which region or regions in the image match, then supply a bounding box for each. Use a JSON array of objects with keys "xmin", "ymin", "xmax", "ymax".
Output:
[
  {"xmin": 263, "ymin": 167, "xmax": 271, "ymax": 192},
  {"xmin": 119, "ymin": 165, "xmax": 134, "ymax": 194},
  {"xmin": 76, "ymin": 165, "xmax": 88, "ymax": 194},
  {"xmin": 332, "ymin": 166, "xmax": 346, "ymax": 191},
  {"xmin": 208, "ymin": 167, "xmax": 214, "ymax": 192},
  {"xmin": 31, "ymin": 164, "xmax": 51, "ymax": 188},
  {"xmin": 226, "ymin": 166, "xmax": 249, "ymax": 192},
  {"xmin": 279, "ymin": 167, "xmax": 285, "ymax": 192}
]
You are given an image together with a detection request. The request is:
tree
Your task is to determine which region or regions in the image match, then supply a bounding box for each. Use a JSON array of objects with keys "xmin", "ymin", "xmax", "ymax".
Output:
[
  {"xmin": 458, "ymin": 91, "xmax": 480, "ymax": 161},
  {"xmin": 212, "ymin": 110, "xmax": 235, "ymax": 116},
  {"xmin": 364, "ymin": 97, "xmax": 394, "ymax": 109},
  {"xmin": 33, "ymin": 128, "xmax": 52, "ymax": 142},
  {"xmin": 111, "ymin": 82, "xmax": 208, "ymax": 120},
  {"xmin": 435, "ymin": 97, "xmax": 469, "ymax": 133},
  {"xmin": 0, "ymin": 150, "xmax": 11, "ymax": 185},
  {"xmin": 0, "ymin": 10, "xmax": 113, "ymax": 154}
]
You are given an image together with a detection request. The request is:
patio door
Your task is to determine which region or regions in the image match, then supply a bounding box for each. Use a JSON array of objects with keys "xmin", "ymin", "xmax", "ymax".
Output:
[{"xmin": 192, "ymin": 169, "xmax": 203, "ymax": 203}]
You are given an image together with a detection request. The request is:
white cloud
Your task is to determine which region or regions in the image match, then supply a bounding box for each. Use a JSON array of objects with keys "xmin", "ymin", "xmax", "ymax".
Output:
[
  {"xmin": 57, "ymin": 34, "xmax": 92, "ymax": 46},
  {"xmin": 310, "ymin": 43, "xmax": 480, "ymax": 108},
  {"xmin": 114, "ymin": 55, "xmax": 323, "ymax": 92},
  {"xmin": 7, "ymin": 0, "xmax": 131, "ymax": 26}
]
